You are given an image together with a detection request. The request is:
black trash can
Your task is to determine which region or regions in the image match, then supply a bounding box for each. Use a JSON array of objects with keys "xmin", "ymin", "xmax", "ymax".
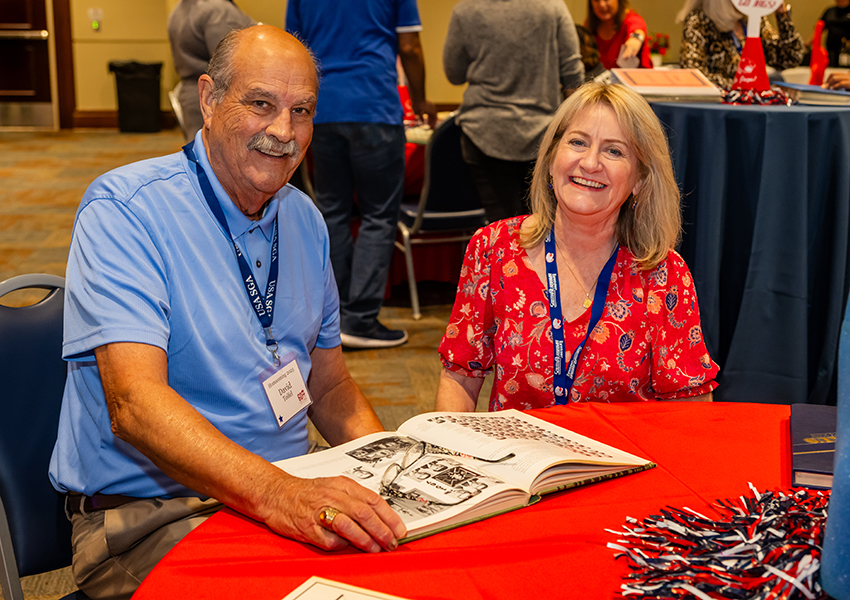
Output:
[{"xmin": 108, "ymin": 61, "xmax": 162, "ymax": 133}]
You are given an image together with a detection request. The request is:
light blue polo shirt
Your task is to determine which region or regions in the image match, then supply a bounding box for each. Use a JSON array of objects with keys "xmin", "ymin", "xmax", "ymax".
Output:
[
  {"xmin": 286, "ymin": 0, "xmax": 422, "ymax": 125},
  {"xmin": 49, "ymin": 130, "xmax": 340, "ymax": 498}
]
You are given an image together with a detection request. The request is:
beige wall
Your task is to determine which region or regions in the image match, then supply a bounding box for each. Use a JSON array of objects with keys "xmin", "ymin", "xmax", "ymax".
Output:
[
  {"xmin": 238, "ymin": 0, "xmax": 286, "ymax": 29},
  {"xmin": 69, "ymin": 0, "xmax": 288, "ymax": 112},
  {"xmin": 71, "ymin": 0, "xmax": 172, "ymax": 110},
  {"xmin": 69, "ymin": 0, "xmax": 824, "ymax": 112}
]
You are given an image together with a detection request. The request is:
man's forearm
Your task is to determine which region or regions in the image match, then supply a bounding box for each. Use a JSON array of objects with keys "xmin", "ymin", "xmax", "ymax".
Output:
[
  {"xmin": 97, "ymin": 342, "xmax": 293, "ymax": 521},
  {"xmin": 398, "ymin": 33, "xmax": 428, "ymax": 107},
  {"xmin": 398, "ymin": 31, "xmax": 436, "ymax": 126},
  {"xmin": 96, "ymin": 341, "xmax": 404, "ymax": 552}
]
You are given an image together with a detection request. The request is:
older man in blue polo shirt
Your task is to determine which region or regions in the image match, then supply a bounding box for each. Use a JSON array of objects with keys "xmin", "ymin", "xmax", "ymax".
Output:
[{"xmin": 49, "ymin": 25, "xmax": 405, "ymax": 600}]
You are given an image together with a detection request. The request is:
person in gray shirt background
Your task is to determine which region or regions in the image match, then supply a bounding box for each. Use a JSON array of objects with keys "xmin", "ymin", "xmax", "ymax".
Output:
[
  {"xmin": 443, "ymin": 0, "xmax": 584, "ymax": 223},
  {"xmin": 168, "ymin": 0, "xmax": 255, "ymax": 141}
]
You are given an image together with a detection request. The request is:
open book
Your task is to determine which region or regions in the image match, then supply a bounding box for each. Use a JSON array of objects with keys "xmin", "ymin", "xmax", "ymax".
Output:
[{"xmin": 274, "ymin": 409, "xmax": 655, "ymax": 542}]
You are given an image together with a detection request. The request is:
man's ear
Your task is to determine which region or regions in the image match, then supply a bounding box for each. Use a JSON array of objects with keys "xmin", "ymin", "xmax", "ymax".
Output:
[{"xmin": 198, "ymin": 75, "xmax": 216, "ymax": 126}]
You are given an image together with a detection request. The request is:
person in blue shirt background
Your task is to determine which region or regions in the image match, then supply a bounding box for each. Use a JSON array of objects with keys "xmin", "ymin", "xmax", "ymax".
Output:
[{"xmin": 287, "ymin": 0, "xmax": 437, "ymax": 349}]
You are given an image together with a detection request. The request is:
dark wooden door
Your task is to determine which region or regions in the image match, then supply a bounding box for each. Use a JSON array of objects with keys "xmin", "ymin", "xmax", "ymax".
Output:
[{"xmin": 1, "ymin": 0, "xmax": 53, "ymax": 126}]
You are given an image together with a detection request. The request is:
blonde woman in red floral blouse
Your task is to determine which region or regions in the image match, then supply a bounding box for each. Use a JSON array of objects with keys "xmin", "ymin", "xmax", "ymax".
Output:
[{"xmin": 436, "ymin": 83, "xmax": 719, "ymax": 412}]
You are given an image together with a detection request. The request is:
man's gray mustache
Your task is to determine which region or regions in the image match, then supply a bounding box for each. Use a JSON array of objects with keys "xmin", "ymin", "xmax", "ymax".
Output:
[{"xmin": 247, "ymin": 134, "xmax": 299, "ymax": 157}]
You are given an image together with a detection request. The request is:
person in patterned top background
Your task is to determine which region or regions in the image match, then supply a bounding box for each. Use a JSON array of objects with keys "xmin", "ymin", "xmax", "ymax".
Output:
[
  {"xmin": 676, "ymin": 0, "xmax": 803, "ymax": 89},
  {"xmin": 436, "ymin": 83, "xmax": 719, "ymax": 412}
]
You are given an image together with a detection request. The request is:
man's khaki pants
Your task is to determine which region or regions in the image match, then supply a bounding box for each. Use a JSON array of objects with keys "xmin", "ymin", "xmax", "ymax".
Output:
[{"xmin": 68, "ymin": 496, "xmax": 222, "ymax": 600}]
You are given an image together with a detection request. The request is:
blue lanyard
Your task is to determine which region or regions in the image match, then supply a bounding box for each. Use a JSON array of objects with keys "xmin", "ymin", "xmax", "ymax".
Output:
[
  {"xmin": 544, "ymin": 227, "xmax": 618, "ymax": 404},
  {"xmin": 183, "ymin": 141, "xmax": 282, "ymax": 365}
]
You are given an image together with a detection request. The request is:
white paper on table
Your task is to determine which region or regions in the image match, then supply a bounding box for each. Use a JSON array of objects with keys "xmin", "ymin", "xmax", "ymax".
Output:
[
  {"xmin": 281, "ymin": 576, "xmax": 411, "ymax": 600},
  {"xmin": 616, "ymin": 44, "xmax": 640, "ymax": 69}
]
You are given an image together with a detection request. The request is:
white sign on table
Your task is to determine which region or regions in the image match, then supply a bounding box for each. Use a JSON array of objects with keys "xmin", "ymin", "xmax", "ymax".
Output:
[{"xmin": 731, "ymin": 0, "xmax": 782, "ymax": 38}]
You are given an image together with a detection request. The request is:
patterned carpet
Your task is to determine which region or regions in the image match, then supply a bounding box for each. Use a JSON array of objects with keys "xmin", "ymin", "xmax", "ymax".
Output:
[{"xmin": 0, "ymin": 126, "xmax": 488, "ymax": 599}]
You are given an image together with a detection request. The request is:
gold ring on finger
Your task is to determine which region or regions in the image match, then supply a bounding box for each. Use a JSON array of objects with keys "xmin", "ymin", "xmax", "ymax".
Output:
[{"xmin": 318, "ymin": 506, "xmax": 340, "ymax": 530}]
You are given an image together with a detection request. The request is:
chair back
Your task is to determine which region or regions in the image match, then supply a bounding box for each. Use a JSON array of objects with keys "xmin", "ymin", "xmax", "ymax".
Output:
[
  {"xmin": 0, "ymin": 274, "xmax": 71, "ymax": 586},
  {"xmin": 168, "ymin": 81, "xmax": 187, "ymax": 141},
  {"xmin": 409, "ymin": 115, "xmax": 483, "ymax": 234}
]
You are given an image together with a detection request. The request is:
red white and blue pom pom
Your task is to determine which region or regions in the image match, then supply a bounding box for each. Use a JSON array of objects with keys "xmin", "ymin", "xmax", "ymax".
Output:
[
  {"xmin": 607, "ymin": 484, "xmax": 830, "ymax": 599},
  {"xmin": 722, "ymin": 88, "xmax": 791, "ymax": 106}
]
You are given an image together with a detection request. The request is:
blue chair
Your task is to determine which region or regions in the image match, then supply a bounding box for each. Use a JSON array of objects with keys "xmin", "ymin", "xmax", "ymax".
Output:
[
  {"xmin": 395, "ymin": 115, "xmax": 487, "ymax": 319},
  {"xmin": 0, "ymin": 274, "xmax": 88, "ymax": 600}
]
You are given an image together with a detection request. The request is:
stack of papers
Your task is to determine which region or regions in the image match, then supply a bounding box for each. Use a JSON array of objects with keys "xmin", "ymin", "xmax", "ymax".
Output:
[{"xmin": 610, "ymin": 68, "xmax": 722, "ymax": 103}]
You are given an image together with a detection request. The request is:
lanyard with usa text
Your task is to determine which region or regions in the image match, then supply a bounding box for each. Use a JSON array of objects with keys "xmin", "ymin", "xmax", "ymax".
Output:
[
  {"xmin": 545, "ymin": 226, "xmax": 618, "ymax": 404},
  {"xmin": 183, "ymin": 141, "xmax": 282, "ymax": 365}
]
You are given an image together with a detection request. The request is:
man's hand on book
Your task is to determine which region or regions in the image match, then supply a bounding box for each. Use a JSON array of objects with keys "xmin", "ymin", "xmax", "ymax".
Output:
[{"xmin": 265, "ymin": 475, "xmax": 407, "ymax": 553}]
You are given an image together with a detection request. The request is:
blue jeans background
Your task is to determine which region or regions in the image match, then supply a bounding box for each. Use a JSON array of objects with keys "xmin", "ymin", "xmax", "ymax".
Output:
[{"xmin": 311, "ymin": 122, "xmax": 406, "ymax": 335}]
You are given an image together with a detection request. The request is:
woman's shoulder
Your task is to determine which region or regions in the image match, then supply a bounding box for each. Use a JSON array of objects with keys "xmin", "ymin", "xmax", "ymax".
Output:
[
  {"xmin": 683, "ymin": 8, "xmax": 711, "ymax": 27},
  {"xmin": 471, "ymin": 215, "xmax": 529, "ymax": 249},
  {"xmin": 623, "ymin": 9, "xmax": 647, "ymax": 28},
  {"xmin": 622, "ymin": 248, "xmax": 694, "ymax": 287}
]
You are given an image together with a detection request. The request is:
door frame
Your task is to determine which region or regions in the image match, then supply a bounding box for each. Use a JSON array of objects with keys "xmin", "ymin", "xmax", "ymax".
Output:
[{"xmin": 53, "ymin": 0, "xmax": 74, "ymax": 129}]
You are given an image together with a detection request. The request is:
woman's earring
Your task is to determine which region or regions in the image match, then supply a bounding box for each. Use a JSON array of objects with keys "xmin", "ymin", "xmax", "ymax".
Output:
[
  {"xmin": 548, "ymin": 176, "xmax": 554, "ymax": 191},
  {"xmin": 631, "ymin": 194, "xmax": 637, "ymax": 209}
]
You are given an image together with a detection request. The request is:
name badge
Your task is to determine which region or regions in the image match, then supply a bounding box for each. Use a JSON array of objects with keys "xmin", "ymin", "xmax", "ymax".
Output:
[{"xmin": 259, "ymin": 355, "xmax": 312, "ymax": 429}]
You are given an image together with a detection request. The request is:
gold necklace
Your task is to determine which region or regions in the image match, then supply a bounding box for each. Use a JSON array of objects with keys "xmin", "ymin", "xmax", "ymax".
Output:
[
  {"xmin": 559, "ymin": 242, "xmax": 618, "ymax": 309},
  {"xmin": 562, "ymin": 260, "xmax": 594, "ymax": 309}
]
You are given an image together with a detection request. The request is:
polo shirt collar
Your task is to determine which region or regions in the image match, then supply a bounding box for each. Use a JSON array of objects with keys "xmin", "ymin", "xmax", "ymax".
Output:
[{"xmin": 192, "ymin": 130, "xmax": 279, "ymax": 242}]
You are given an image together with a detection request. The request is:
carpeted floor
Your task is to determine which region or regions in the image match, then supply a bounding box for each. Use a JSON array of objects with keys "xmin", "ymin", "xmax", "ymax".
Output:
[{"xmin": 0, "ymin": 126, "xmax": 489, "ymax": 600}]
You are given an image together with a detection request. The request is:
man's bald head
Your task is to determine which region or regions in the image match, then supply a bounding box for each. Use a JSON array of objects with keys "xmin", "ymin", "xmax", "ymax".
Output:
[
  {"xmin": 198, "ymin": 24, "xmax": 320, "ymax": 218},
  {"xmin": 206, "ymin": 24, "xmax": 319, "ymax": 104}
]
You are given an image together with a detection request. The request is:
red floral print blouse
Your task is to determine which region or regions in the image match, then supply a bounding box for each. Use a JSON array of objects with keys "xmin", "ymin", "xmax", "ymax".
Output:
[{"xmin": 439, "ymin": 216, "xmax": 719, "ymax": 411}]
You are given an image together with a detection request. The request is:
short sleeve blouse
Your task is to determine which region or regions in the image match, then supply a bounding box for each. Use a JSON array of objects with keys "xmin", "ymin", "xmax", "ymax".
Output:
[
  {"xmin": 595, "ymin": 10, "xmax": 652, "ymax": 70},
  {"xmin": 438, "ymin": 216, "xmax": 719, "ymax": 411}
]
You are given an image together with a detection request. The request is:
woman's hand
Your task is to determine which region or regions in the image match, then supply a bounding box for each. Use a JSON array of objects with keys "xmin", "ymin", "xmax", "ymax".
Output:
[
  {"xmin": 620, "ymin": 35, "xmax": 643, "ymax": 60},
  {"xmin": 620, "ymin": 29, "xmax": 645, "ymax": 61},
  {"xmin": 826, "ymin": 72, "xmax": 850, "ymax": 90}
]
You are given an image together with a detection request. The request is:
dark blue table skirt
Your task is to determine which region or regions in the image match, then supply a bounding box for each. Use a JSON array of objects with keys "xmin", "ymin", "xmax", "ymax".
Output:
[{"xmin": 652, "ymin": 102, "xmax": 850, "ymax": 405}]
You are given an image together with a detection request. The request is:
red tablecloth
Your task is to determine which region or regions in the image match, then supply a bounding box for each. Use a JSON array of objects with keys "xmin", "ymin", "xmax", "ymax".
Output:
[{"xmin": 132, "ymin": 402, "xmax": 791, "ymax": 600}]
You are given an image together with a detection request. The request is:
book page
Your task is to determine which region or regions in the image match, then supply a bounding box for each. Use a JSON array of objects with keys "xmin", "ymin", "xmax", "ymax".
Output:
[
  {"xmin": 273, "ymin": 432, "xmax": 526, "ymax": 535},
  {"xmin": 397, "ymin": 410, "xmax": 649, "ymax": 492}
]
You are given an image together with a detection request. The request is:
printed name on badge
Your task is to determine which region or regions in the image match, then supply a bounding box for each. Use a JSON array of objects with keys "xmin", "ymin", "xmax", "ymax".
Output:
[{"xmin": 260, "ymin": 357, "xmax": 312, "ymax": 429}]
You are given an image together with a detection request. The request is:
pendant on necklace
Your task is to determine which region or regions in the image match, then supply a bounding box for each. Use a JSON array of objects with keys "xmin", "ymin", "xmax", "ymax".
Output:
[{"xmin": 583, "ymin": 298, "xmax": 592, "ymax": 309}]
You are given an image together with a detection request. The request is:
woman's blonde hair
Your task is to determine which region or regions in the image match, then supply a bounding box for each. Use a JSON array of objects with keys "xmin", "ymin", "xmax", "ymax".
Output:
[{"xmin": 523, "ymin": 82, "xmax": 681, "ymax": 270}]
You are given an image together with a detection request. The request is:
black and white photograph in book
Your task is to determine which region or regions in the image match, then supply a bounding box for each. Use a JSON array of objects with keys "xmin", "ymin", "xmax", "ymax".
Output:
[
  {"xmin": 345, "ymin": 436, "xmax": 415, "ymax": 467},
  {"xmin": 430, "ymin": 414, "xmax": 615, "ymax": 459},
  {"xmin": 380, "ymin": 454, "xmax": 498, "ymax": 524}
]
